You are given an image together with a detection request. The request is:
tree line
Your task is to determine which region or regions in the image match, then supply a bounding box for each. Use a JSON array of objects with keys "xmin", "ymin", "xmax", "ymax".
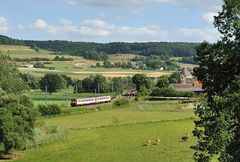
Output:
[
  {"xmin": 24, "ymin": 41, "xmax": 198, "ymax": 57},
  {"xmin": 26, "ymin": 71, "xmax": 195, "ymax": 98},
  {"xmin": 97, "ymin": 55, "xmax": 179, "ymax": 71},
  {"xmin": 0, "ymin": 35, "xmax": 199, "ymax": 58}
]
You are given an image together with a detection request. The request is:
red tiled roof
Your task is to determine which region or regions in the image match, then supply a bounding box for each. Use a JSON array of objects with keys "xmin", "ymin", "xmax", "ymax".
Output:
[
  {"xmin": 194, "ymin": 80, "xmax": 202, "ymax": 89},
  {"xmin": 193, "ymin": 80, "xmax": 204, "ymax": 92}
]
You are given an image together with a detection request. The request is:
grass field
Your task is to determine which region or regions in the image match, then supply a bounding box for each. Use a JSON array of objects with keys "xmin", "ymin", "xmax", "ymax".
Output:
[
  {"xmin": 0, "ymin": 45, "xmax": 172, "ymax": 79},
  {"xmin": 108, "ymin": 54, "xmax": 139, "ymax": 63},
  {"xmin": 14, "ymin": 100, "xmax": 197, "ymax": 162}
]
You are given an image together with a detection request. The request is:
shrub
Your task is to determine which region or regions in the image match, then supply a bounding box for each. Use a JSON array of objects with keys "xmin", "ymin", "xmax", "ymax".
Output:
[
  {"xmin": 151, "ymin": 87, "xmax": 195, "ymax": 97},
  {"xmin": 113, "ymin": 98, "xmax": 129, "ymax": 107},
  {"xmin": 34, "ymin": 62, "xmax": 45, "ymax": 68},
  {"xmin": 38, "ymin": 104, "xmax": 62, "ymax": 116},
  {"xmin": 177, "ymin": 91, "xmax": 195, "ymax": 97},
  {"xmin": 151, "ymin": 87, "xmax": 177, "ymax": 97},
  {"xmin": 49, "ymin": 67, "xmax": 56, "ymax": 70},
  {"xmin": 0, "ymin": 93, "xmax": 37, "ymax": 153}
]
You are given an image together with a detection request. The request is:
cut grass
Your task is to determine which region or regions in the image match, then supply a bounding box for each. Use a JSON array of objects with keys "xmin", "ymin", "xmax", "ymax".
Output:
[
  {"xmin": 44, "ymin": 100, "xmax": 194, "ymax": 129},
  {"xmin": 13, "ymin": 98, "xmax": 200, "ymax": 162},
  {"xmin": 15, "ymin": 119, "xmax": 196, "ymax": 162}
]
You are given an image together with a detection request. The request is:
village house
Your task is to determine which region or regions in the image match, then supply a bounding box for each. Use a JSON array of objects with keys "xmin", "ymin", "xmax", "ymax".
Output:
[
  {"xmin": 24, "ymin": 64, "xmax": 34, "ymax": 68},
  {"xmin": 170, "ymin": 68, "xmax": 204, "ymax": 92}
]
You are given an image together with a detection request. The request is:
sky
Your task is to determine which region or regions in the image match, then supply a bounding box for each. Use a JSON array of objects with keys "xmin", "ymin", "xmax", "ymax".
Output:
[{"xmin": 0, "ymin": 0, "xmax": 224, "ymax": 42}]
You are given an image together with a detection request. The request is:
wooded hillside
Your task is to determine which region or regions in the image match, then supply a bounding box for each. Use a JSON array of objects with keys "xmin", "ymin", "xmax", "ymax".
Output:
[{"xmin": 0, "ymin": 35, "xmax": 199, "ymax": 57}]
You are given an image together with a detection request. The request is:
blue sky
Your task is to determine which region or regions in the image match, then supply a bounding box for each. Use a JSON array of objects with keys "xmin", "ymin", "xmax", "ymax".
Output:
[{"xmin": 0, "ymin": 0, "xmax": 223, "ymax": 42}]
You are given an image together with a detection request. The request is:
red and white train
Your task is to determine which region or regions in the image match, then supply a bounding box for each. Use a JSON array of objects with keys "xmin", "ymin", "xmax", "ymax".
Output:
[{"xmin": 70, "ymin": 96, "xmax": 111, "ymax": 107}]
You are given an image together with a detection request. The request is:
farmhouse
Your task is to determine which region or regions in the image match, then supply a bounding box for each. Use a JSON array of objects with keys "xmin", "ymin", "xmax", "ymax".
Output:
[
  {"xmin": 24, "ymin": 64, "xmax": 34, "ymax": 68},
  {"xmin": 179, "ymin": 68, "xmax": 194, "ymax": 84},
  {"xmin": 170, "ymin": 68, "xmax": 204, "ymax": 92}
]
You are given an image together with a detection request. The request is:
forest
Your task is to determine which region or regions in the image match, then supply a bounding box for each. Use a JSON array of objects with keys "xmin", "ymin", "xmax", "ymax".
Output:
[{"xmin": 0, "ymin": 35, "xmax": 199, "ymax": 58}]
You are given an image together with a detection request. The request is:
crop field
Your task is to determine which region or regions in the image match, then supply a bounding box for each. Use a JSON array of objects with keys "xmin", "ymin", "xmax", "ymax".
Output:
[
  {"xmin": 0, "ymin": 45, "xmax": 172, "ymax": 79},
  {"xmin": 14, "ymin": 100, "xmax": 199, "ymax": 162}
]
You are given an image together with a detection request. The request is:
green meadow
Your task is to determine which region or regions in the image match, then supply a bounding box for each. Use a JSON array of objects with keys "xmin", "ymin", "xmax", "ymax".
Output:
[
  {"xmin": 0, "ymin": 45, "xmax": 208, "ymax": 162},
  {"xmin": 15, "ymin": 100, "xmax": 198, "ymax": 162}
]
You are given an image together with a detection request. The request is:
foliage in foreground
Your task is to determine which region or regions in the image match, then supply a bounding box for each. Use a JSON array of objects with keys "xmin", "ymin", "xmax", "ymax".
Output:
[
  {"xmin": 192, "ymin": 0, "xmax": 240, "ymax": 161},
  {"xmin": 0, "ymin": 91, "xmax": 37, "ymax": 153}
]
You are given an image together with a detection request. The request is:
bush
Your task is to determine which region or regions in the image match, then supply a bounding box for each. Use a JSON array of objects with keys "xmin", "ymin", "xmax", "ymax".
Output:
[
  {"xmin": 177, "ymin": 91, "xmax": 195, "ymax": 97},
  {"xmin": 34, "ymin": 62, "xmax": 45, "ymax": 68},
  {"xmin": 151, "ymin": 87, "xmax": 177, "ymax": 97},
  {"xmin": 0, "ymin": 92, "xmax": 37, "ymax": 153},
  {"xmin": 113, "ymin": 98, "xmax": 129, "ymax": 107},
  {"xmin": 38, "ymin": 104, "xmax": 62, "ymax": 116},
  {"xmin": 151, "ymin": 87, "xmax": 195, "ymax": 97}
]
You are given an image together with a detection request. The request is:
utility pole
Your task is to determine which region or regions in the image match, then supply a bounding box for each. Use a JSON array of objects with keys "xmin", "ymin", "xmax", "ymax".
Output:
[
  {"xmin": 112, "ymin": 80, "xmax": 114, "ymax": 93},
  {"xmin": 94, "ymin": 89, "xmax": 97, "ymax": 97},
  {"xmin": 97, "ymin": 82, "xmax": 100, "ymax": 94},
  {"xmin": 75, "ymin": 83, "xmax": 78, "ymax": 97},
  {"xmin": 65, "ymin": 92, "xmax": 68, "ymax": 107},
  {"xmin": 45, "ymin": 84, "xmax": 48, "ymax": 105}
]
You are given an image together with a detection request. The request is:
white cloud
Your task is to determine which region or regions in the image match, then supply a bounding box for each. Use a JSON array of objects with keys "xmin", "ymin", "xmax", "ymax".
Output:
[
  {"xmin": 172, "ymin": 28, "xmax": 219, "ymax": 42},
  {"xmin": 34, "ymin": 19, "xmax": 48, "ymax": 29},
  {"xmin": 203, "ymin": 12, "xmax": 218, "ymax": 23},
  {"xmin": 0, "ymin": 16, "xmax": 9, "ymax": 33},
  {"xmin": 27, "ymin": 19, "xmax": 57, "ymax": 34},
  {"xmin": 17, "ymin": 18, "xmax": 220, "ymax": 42}
]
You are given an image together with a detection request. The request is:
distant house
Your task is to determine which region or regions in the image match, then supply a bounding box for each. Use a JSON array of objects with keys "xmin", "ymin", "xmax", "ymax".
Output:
[
  {"xmin": 179, "ymin": 68, "xmax": 194, "ymax": 84},
  {"xmin": 170, "ymin": 68, "xmax": 204, "ymax": 93},
  {"xmin": 24, "ymin": 64, "xmax": 34, "ymax": 68}
]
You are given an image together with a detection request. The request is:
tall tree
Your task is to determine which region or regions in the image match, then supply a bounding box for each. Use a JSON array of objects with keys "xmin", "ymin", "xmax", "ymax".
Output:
[
  {"xmin": 192, "ymin": 0, "xmax": 240, "ymax": 161},
  {"xmin": 156, "ymin": 75, "xmax": 169, "ymax": 88},
  {"xmin": 132, "ymin": 74, "xmax": 150, "ymax": 91},
  {"xmin": 61, "ymin": 74, "xmax": 73, "ymax": 88},
  {"xmin": 82, "ymin": 77, "xmax": 94, "ymax": 92},
  {"xmin": 39, "ymin": 74, "xmax": 66, "ymax": 94},
  {"xmin": 93, "ymin": 74, "xmax": 110, "ymax": 93},
  {"xmin": 73, "ymin": 79, "xmax": 82, "ymax": 93},
  {"xmin": 0, "ymin": 55, "xmax": 27, "ymax": 93},
  {"xmin": 0, "ymin": 91, "xmax": 37, "ymax": 153}
]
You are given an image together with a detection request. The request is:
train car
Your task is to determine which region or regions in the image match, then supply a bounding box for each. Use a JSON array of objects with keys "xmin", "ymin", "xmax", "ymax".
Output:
[
  {"xmin": 96, "ymin": 96, "xmax": 111, "ymax": 103},
  {"xmin": 71, "ymin": 96, "xmax": 111, "ymax": 107}
]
